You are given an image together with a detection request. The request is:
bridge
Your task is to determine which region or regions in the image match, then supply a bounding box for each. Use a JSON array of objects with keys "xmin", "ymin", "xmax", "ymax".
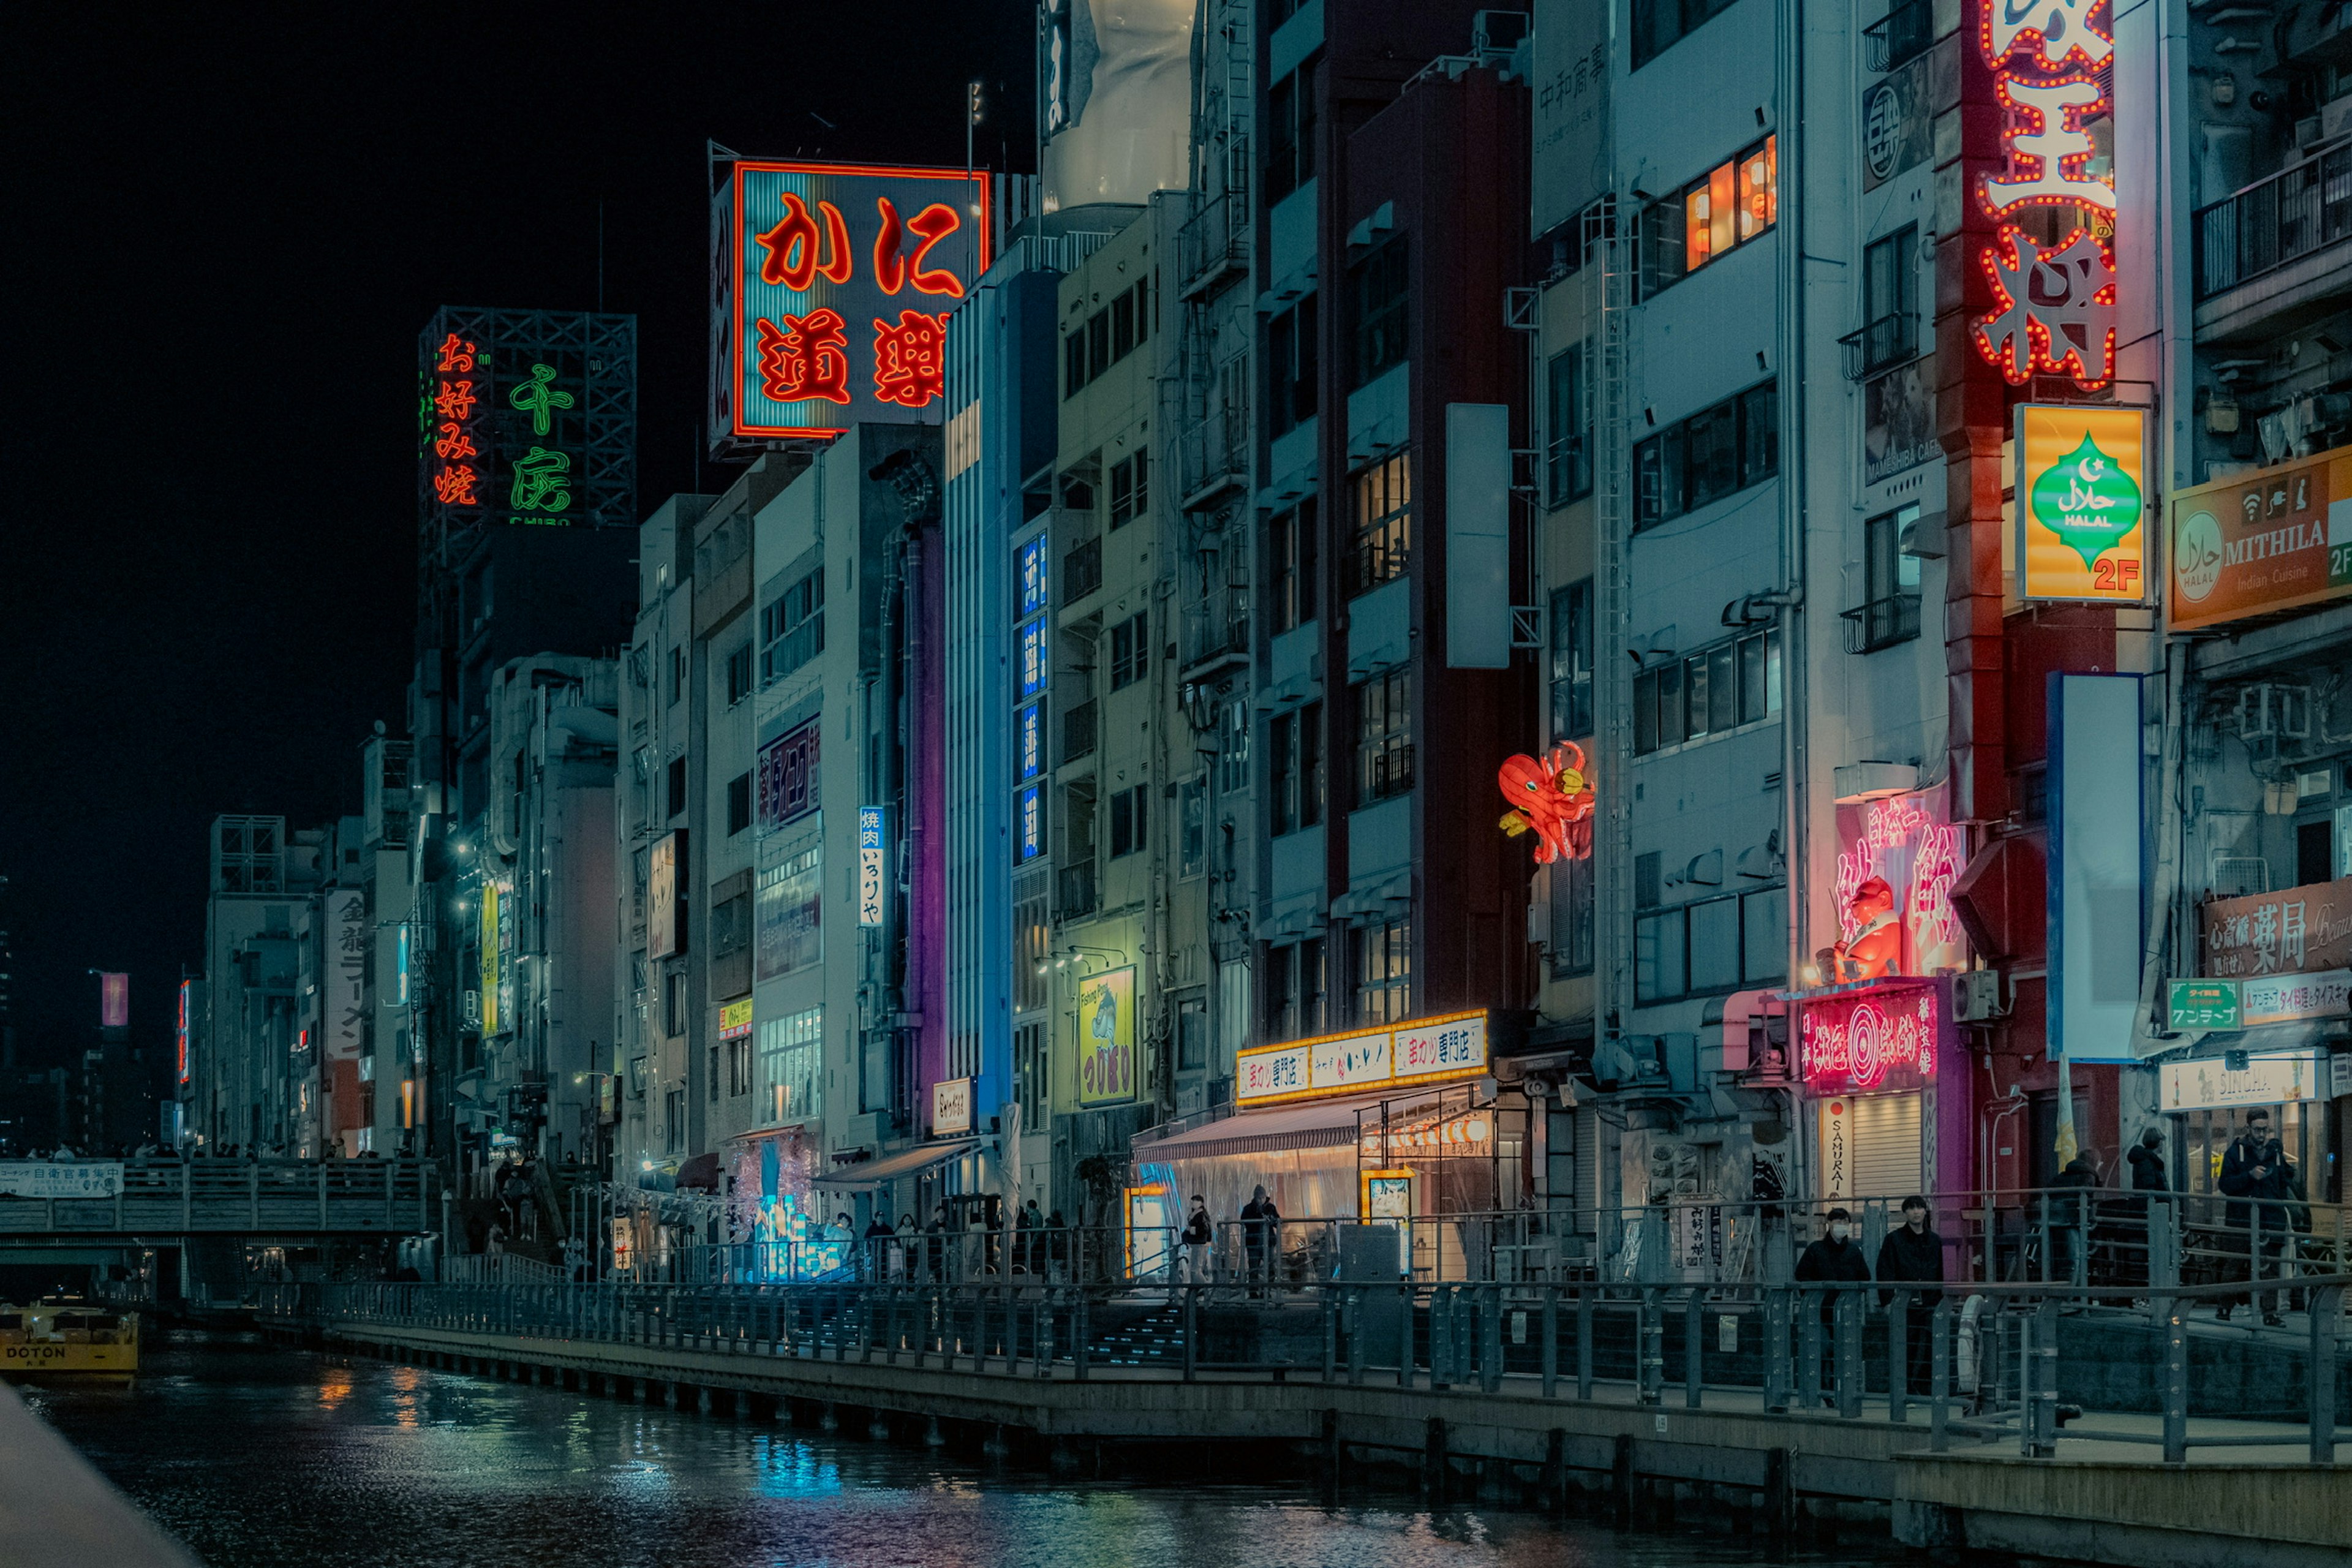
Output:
[{"xmin": 0, "ymin": 1158, "xmax": 437, "ymax": 1275}]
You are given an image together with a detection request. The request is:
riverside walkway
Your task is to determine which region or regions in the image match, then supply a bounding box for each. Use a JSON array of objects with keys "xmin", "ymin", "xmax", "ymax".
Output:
[{"xmin": 260, "ymin": 1273, "xmax": 2351, "ymax": 1568}]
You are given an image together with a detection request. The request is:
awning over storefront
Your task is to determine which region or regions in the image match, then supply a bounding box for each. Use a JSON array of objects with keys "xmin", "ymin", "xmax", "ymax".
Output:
[
  {"xmin": 1134, "ymin": 1096, "xmax": 1387, "ymax": 1163},
  {"xmin": 813, "ymin": 1138, "xmax": 978, "ymax": 1189}
]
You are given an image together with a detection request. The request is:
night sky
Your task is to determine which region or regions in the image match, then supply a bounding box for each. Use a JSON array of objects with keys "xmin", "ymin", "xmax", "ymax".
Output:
[{"xmin": 1, "ymin": 2, "xmax": 1034, "ymax": 1073}]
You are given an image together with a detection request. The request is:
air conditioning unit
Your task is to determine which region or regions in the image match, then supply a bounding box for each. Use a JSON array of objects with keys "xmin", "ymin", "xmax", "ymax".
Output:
[
  {"xmin": 1474, "ymin": 9, "xmax": 1531, "ymax": 52},
  {"xmin": 1952, "ymin": 970, "xmax": 2005, "ymax": 1022},
  {"xmin": 2238, "ymin": 684, "xmax": 2310, "ymax": 740}
]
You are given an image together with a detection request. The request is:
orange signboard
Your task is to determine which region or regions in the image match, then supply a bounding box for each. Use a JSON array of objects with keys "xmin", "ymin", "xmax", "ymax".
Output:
[
  {"xmin": 2168, "ymin": 448, "xmax": 2352, "ymax": 630},
  {"xmin": 2015, "ymin": 404, "xmax": 2148, "ymax": 601}
]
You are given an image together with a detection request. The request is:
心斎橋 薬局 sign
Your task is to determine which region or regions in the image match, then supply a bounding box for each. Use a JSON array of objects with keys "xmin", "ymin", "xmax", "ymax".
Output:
[
  {"xmin": 714, "ymin": 160, "xmax": 992, "ymax": 444},
  {"xmin": 1970, "ymin": 0, "xmax": 2118, "ymax": 392}
]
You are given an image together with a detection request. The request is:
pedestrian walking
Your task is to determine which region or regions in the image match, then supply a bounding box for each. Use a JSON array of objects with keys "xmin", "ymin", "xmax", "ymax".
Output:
[
  {"xmin": 1240, "ymin": 1185, "xmax": 1280, "ymax": 1295},
  {"xmin": 2217, "ymin": 1109, "xmax": 2293, "ymax": 1325},
  {"xmin": 1795, "ymin": 1207, "xmax": 1871, "ymax": 1404},
  {"xmin": 1874, "ymin": 1196, "xmax": 1944, "ymax": 1396},
  {"xmin": 1179, "ymin": 1195, "xmax": 1213, "ymax": 1291},
  {"xmin": 2044, "ymin": 1155, "xmax": 2099, "ymax": 1286}
]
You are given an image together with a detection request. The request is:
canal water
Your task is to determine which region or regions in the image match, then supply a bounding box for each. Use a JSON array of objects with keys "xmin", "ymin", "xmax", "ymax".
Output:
[{"xmin": 31, "ymin": 1332, "xmax": 1902, "ymax": 1568}]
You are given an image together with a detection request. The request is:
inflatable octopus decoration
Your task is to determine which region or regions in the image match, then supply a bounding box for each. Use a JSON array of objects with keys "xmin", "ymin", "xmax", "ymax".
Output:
[{"xmin": 1497, "ymin": 742, "xmax": 1595, "ymax": 864}]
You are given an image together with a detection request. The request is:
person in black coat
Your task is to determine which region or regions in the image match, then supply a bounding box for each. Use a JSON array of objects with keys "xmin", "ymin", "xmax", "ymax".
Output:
[
  {"xmin": 2044, "ymin": 1155, "xmax": 2099, "ymax": 1285},
  {"xmin": 1796, "ymin": 1208, "xmax": 1871, "ymax": 1403},
  {"xmin": 1875, "ymin": 1196, "xmax": 1944, "ymax": 1395},
  {"xmin": 2217, "ymin": 1108, "xmax": 2293, "ymax": 1324}
]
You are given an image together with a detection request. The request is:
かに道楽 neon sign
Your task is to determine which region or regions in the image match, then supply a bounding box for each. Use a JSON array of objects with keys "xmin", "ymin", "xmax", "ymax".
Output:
[{"xmin": 1973, "ymin": 0, "xmax": 2117, "ymax": 389}]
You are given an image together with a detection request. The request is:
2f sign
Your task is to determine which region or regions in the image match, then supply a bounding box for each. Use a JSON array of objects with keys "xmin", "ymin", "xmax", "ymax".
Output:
[
  {"xmin": 857, "ymin": 806, "xmax": 886, "ymax": 928},
  {"xmin": 2016, "ymin": 404, "xmax": 2149, "ymax": 603}
]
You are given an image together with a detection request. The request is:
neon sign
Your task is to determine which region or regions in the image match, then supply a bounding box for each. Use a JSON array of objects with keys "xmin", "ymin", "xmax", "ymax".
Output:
[
  {"xmin": 1800, "ymin": 983, "xmax": 1940, "ymax": 1094},
  {"xmin": 1497, "ymin": 741, "xmax": 1595, "ymax": 864},
  {"xmin": 1833, "ymin": 786, "xmax": 1966, "ymax": 981},
  {"xmin": 176, "ymin": 980, "xmax": 192, "ymax": 1085},
  {"xmin": 720, "ymin": 161, "xmax": 992, "ymax": 442},
  {"xmin": 1972, "ymin": 0, "xmax": 2116, "ymax": 388}
]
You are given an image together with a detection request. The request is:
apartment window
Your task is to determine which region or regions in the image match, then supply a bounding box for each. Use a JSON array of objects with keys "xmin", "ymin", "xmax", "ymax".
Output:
[
  {"xmin": 1265, "ymin": 66, "xmax": 1316, "ymax": 204},
  {"xmin": 1268, "ymin": 701, "xmax": 1325, "ymax": 836},
  {"xmin": 1109, "ymin": 451, "xmax": 1150, "ymax": 528},
  {"xmin": 1109, "ymin": 785, "xmax": 1148, "ymax": 858},
  {"xmin": 666, "ymin": 756, "xmax": 687, "ymax": 819},
  {"xmin": 1849, "ymin": 504, "xmax": 1924, "ymax": 652},
  {"xmin": 1634, "ymin": 381, "xmax": 1777, "ymax": 528},
  {"xmin": 725, "ymin": 644, "xmax": 753, "ymax": 706},
  {"xmin": 1268, "ymin": 294, "xmax": 1319, "ymax": 437},
  {"xmin": 1639, "ymin": 136, "xmax": 1776, "ymax": 295},
  {"xmin": 663, "ymin": 970, "xmax": 686, "ymax": 1038},
  {"xmin": 1014, "ymin": 1021, "xmax": 1049, "ymax": 1117},
  {"xmin": 1264, "ymin": 937, "xmax": 1327, "ymax": 1040},
  {"xmin": 726, "ymin": 1034, "xmax": 752, "ymax": 1098},
  {"xmin": 1352, "ymin": 236, "xmax": 1411, "ymax": 386},
  {"xmin": 668, "ymin": 646, "xmax": 685, "ymax": 704},
  {"xmin": 726, "ymin": 772, "xmax": 752, "ymax": 836},
  {"xmin": 1551, "ymin": 850, "xmax": 1596, "ymax": 976},
  {"xmin": 1546, "ymin": 344, "xmax": 1591, "ymax": 505},
  {"xmin": 1635, "ymin": 888, "xmax": 1787, "ymax": 1003},
  {"xmin": 1632, "ymin": 628, "xmax": 1781, "ymax": 755},
  {"xmin": 756, "ymin": 1006, "xmax": 823, "ymax": 1126},
  {"xmin": 1355, "ymin": 668, "xmax": 1414, "ymax": 804},
  {"xmin": 1348, "ymin": 450, "xmax": 1412, "ymax": 595},
  {"xmin": 759, "ymin": 566, "xmax": 825, "ymax": 684},
  {"xmin": 1109, "ymin": 612, "xmax": 1149, "ymax": 690},
  {"xmin": 664, "ymin": 1089, "xmax": 685, "ymax": 1153},
  {"xmin": 1219, "ymin": 697, "xmax": 1251, "ymax": 796},
  {"xmin": 1269, "ymin": 500, "xmax": 1319, "ymax": 633},
  {"xmin": 1633, "ymin": 0, "xmax": 1745, "ymax": 66},
  {"xmin": 1014, "ymin": 888, "xmax": 1050, "ymax": 1013},
  {"xmin": 1353, "ymin": 918, "xmax": 1412, "ymax": 1025},
  {"xmin": 1858, "ymin": 225, "xmax": 1918, "ymax": 375},
  {"xmin": 1063, "ymin": 277, "xmax": 1153, "ymax": 397},
  {"xmin": 1177, "ymin": 997, "xmax": 1208, "ymax": 1072},
  {"xmin": 1550, "ymin": 579, "xmax": 1594, "ymax": 741},
  {"xmin": 1179, "ymin": 777, "xmax": 1208, "ymax": 876}
]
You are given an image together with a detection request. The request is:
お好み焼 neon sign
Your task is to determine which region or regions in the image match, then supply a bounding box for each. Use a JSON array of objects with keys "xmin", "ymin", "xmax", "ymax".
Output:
[
  {"xmin": 1973, "ymin": 0, "xmax": 2117, "ymax": 390},
  {"xmin": 1800, "ymin": 984, "xmax": 1940, "ymax": 1094}
]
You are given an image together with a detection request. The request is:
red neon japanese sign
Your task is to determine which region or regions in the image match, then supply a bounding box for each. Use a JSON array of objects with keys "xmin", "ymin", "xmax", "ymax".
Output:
[
  {"xmin": 725, "ymin": 160, "xmax": 992, "ymax": 440},
  {"xmin": 1800, "ymin": 983, "xmax": 1941, "ymax": 1095},
  {"xmin": 1973, "ymin": 0, "xmax": 2116, "ymax": 389}
]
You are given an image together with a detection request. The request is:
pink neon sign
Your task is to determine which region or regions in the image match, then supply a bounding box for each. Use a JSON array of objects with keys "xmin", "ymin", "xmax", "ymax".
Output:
[
  {"xmin": 1800, "ymin": 983, "xmax": 1940, "ymax": 1094},
  {"xmin": 1833, "ymin": 786, "xmax": 1966, "ymax": 981}
]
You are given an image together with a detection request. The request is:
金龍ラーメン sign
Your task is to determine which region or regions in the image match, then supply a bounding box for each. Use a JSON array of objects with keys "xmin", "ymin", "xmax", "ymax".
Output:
[
  {"xmin": 1235, "ymin": 1011, "xmax": 1489, "ymax": 1107},
  {"xmin": 2166, "ymin": 448, "xmax": 2352, "ymax": 630},
  {"xmin": 2016, "ymin": 404, "xmax": 2147, "ymax": 601},
  {"xmin": 717, "ymin": 160, "xmax": 992, "ymax": 443}
]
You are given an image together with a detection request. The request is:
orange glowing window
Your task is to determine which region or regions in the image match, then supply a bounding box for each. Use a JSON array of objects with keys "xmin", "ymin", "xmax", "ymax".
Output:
[
  {"xmin": 1684, "ymin": 178, "xmax": 1714, "ymax": 269},
  {"xmin": 1708, "ymin": 162, "xmax": 1737, "ymax": 259},
  {"xmin": 1738, "ymin": 136, "xmax": 1776, "ymax": 240}
]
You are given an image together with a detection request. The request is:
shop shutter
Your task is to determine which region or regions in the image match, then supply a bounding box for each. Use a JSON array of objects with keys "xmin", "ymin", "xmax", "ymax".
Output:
[{"xmin": 1847, "ymin": 1093, "xmax": 1922, "ymax": 1204}]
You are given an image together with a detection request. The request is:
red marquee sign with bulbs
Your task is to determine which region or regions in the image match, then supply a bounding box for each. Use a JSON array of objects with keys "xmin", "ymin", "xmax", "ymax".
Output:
[{"xmin": 1972, "ymin": 0, "xmax": 2117, "ymax": 390}]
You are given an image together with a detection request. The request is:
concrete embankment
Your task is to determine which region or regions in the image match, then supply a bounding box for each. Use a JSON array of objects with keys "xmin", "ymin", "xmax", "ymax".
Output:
[
  {"xmin": 281, "ymin": 1315, "xmax": 2351, "ymax": 1568},
  {"xmin": 0, "ymin": 1381, "xmax": 197, "ymax": 1568}
]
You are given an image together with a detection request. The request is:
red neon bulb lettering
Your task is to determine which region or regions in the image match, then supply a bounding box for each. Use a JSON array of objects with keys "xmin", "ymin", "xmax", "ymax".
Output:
[
  {"xmin": 873, "ymin": 197, "xmax": 907, "ymax": 294},
  {"xmin": 434, "ymin": 379, "xmax": 478, "ymax": 421},
  {"xmin": 756, "ymin": 194, "xmax": 853, "ymax": 291},
  {"xmin": 1980, "ymin": 76, "xmax": 2114, "ymax": 220},
  {"xmin": 871, "ymin": 309, "xmax": 950, "ymax": 407},
  {"xmin": 903, "ymin": 203, "xmax": 967, "ymax": 298},
  {"xmin": 434, "ymin": 333, "xmax": 476, "ymax": 373},
  {"xmin": 1980, "ymin": 0, "xmax": 2111, "ymax": 73},
  {"xmin": 1974, "ymin": 225, "xmax": 2116, "ymax": 387},
  {"xmin": 756, "ymin": 309, "xmax": 851, "ymax": 405},
  {"xmin": 433, "ymin": 422, "xmax": 478, "ymax": 462},
  {"xmin": 433, "ymin": 464, "xmax": 481, "ymax": 505}
]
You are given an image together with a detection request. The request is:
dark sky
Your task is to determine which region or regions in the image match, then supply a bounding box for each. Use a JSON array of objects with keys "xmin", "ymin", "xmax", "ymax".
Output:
[{"xmin": 0, "ymin": 2, "xmax": 1035, "ymax": 1071}]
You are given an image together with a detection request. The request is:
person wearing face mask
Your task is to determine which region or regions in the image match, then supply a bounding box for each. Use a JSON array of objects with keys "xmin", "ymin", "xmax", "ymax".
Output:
[{"xmin": 1795, "ymin": 1208, "xmax": 1872, "ymax": 1404}]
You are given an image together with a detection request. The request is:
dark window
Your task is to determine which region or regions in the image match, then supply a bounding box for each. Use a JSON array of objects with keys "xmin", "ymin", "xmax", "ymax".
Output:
[
  {"xmin": 1064, "ymin": 330, "xmax": 1087, "ymax": 399},
  {"xmin": 666, "ymin": 756, "xmax": 687, "ymax": 819},
  {"xmin": 725, "ymin": 644, "xmax": 753, "ymax": 706},
  {"xmin": 668, "ymin": 646, "xmax": 685, "ymax": 705},
  {"xmin": 1264, "ymin": 937, "xmax": 1327, "ymax": 1040},
  {"xmin": 664, "ymin": 971, "xmax": 687, "ymax": 1038},
  {"xmin": 1859, "ymin": 225, "xmax": 1918, "ymax": 375},
  {"xmin": 1109, "ymin": 451, "xmax": 1150, "ymax": 528},
  {"xmin": 1268, "ymin": 293, "xmax": 1319, "ymax": 437},
  {"xmin": 1355, "ymin": 666, "xmax": 1414, "ymax": 804},
  {"xmin": 1638, "ymin": 136, "xmax": 1776, "ymax": 296},
  {"xmin": 1632, "ymin": 628, "xmax": 1782, "ymax": 755},
  {"xmin": 1269, "ymin": 500, "xmax": 1319, "ymax": 632},
  {"xmin": 1087, "ymin": 310, "xmax": 1112, "ymax": 382},
  {"xmin": 1348, "ymin": 450, "xmax": 1412, "ymax": 595},
  {"xmin": 1636, "ymin": 0, "xmax": 1755, "ymax": 67},
  {"xmin": 759, "ymin": 567, "xmax": 825, "ymax": 684},
  {"xmin": 1299, "ymin": 699, "xmax": 1324, "ymax": 829},
  {"xmin": 1109, "ymin": 612, "xmax": 1148, "ymax": 690},
  {"xmin": 1177, "ymin": 997, "xmax": 1208, "ymax": 1071},
  {"xmin": 1269, "ymin": 706, "xmax": 1321, "ymax": 837},
  {"xmin": 1111, "ymin": 288, "xmax": 1136, "ymax": 361},
  {"xmin": 1635, "ymin": 888, "xmax": 1787, "ymax": 1003},
  {"xmin": 1849, "ymin": 504, "xmax": 1924, "ymax": 653},
  {"xmin": 726, "ymin": 772, "xmax": 752, "ymax": 837},
  {"xmin": 1109, "ymin": 785, "xmax": 1148, "ymax": 858},
  {"xmin": 1550, "ymin": 579, "xmax": 1594, "ymax": 740},
  {"xmin": 1546, "ymin": 345, "xmax": 1591, "ymax": 505},
  {"xmin": 1551, "ymin": 850, "xmax": 1595, "ymax": 976},
  {"xmin": 1634, "ymin": 380, "xmax": 1778, "ymax": 527},
  {"xmin": 1265, "ymin": 67, "xmax": 1317, "ymax": 204},
  {"xmin": 1352, "ymin": 237, "xmax": 1411, "ymax": 386},
  {"xmin": 1352, "ymin": 917, "xmax": 1412, "ymax": 1025},
  {"xmin": 1058, "ymin": 457, "xmax": 1097, "ymax": 514}
]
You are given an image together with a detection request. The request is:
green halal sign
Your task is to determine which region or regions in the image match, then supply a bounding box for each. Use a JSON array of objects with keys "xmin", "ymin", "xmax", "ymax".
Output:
[{"xmin": 2030, "ymin": 432, "xmax": 2144, "ymax": 568}]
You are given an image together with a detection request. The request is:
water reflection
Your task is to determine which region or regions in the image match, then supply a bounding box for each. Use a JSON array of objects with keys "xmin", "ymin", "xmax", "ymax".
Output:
[{"xmin": 30, "ymin": 1333, "xmax": 1896, "ymax": 1568}]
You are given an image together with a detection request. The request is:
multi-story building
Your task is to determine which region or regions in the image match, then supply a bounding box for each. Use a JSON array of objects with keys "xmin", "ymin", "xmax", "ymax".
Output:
[{"xmin": 193, "ymin": 815, "xmax": 323, "ymax": 1152}]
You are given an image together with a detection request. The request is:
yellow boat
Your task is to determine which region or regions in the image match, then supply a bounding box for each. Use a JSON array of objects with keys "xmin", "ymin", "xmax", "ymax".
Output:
[{"xmin": 0, "ymin": 1300, "xmax": 139, "ymax": 1381}]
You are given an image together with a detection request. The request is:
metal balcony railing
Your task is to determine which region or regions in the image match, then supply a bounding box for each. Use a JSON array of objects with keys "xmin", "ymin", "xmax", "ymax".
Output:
[
  {"xmin": 2196, "ymin": 143, "xmax": 2352, "ymax": 300},
  {"xmin": 1180, "ymin": 590, "xmax": 1250, "ymax": 674},
  {"xmin": 1839, "ymin": 312, "xmax": 1917, "ymax": 381},
  {"xmin": 1177, "ymin": 183, "xmax": 1248, "ymax": 301},
  {"xmin": 1842, "ymin": 592, "xmax": 1923, "ymax": 653},
  {"xmin": 1058, "ymin": 699, "xmax": 1097, "ymax": 765},
  {"xmin": 1061, "ymin": 536, "xmax": 1102, "ymax": 605},
  {"xmin": 1180, "ymin": 402, "xmax": 1249, "ymax": 509},
  {"xmin": 1863, "ymin": 0, "xmax": 1933, "ymax": 72},
  {"xmin": 1057, "ymin": 862, "xmax": 1098, "ymax": 919}
]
